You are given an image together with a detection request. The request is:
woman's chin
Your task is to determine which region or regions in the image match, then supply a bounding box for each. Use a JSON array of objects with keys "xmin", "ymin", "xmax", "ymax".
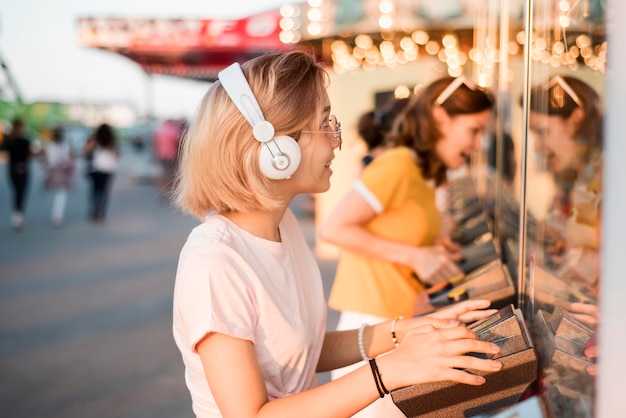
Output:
[{"xmin": 448, "ymin": 158, "xmax": 465, "ymax": 171}]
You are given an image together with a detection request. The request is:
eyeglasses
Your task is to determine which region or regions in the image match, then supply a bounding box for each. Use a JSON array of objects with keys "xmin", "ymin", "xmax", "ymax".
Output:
[
  {"xmin": 544, "ymin": 75, "xmax": 583, "ymax": 108},
  {"xmin": 435, "ymin": 75, "xmax": 478, "ymax": 106},
  {"xmin": 301, "ymin": 115, "xmax": 343, "ymax": 150}
]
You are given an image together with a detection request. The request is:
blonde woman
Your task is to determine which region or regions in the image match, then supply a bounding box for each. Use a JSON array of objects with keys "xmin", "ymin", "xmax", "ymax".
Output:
[{"xmin": 172, "ymin": 52, "xmax": 502, "ymax": 418}]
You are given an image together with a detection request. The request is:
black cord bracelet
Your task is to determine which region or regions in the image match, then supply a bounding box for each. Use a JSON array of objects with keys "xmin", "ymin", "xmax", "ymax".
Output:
[{"xmin": 368, "ymin": 358, "xmax": 389, "ymax": 398}]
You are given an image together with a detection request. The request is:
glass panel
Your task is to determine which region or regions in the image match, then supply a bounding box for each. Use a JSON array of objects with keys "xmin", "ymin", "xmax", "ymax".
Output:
[{"xmin": 521, "ymin": 0, "xmax": 606, "ymax": 416}]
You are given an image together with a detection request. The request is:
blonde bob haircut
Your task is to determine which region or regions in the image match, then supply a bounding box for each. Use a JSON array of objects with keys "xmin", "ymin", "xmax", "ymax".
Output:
[{"xmin": 174, "ymin": 51, "xmax": 328, "ymax": 219}]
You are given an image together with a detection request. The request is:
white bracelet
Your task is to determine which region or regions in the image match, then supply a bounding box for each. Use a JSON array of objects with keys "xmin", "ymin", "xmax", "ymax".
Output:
[{"xmin": 358, "ymin": 323, "xmax": 369, "ymax": 362}]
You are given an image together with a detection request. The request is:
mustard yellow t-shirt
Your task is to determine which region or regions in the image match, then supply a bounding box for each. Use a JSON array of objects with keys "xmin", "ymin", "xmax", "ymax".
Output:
[{"xmin": 328, "ymin": 146, "xmax": 441, "ymax": 318}]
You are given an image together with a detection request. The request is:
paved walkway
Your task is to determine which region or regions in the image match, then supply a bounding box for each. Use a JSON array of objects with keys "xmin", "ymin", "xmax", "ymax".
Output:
[{"xmin": 0, "ymin": 148, "xmax": 338, "ymax": 418}]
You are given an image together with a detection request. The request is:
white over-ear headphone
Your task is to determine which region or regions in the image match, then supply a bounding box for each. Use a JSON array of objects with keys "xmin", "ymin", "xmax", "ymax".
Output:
[{"xmin": 218, "ymin": 62, "xmax": 301, "ymax": 180}]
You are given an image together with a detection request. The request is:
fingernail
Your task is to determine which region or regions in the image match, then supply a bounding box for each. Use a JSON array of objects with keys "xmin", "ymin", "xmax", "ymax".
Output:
[
  {"xmin": 477, "ymin": 376, "xmax": 486, "ymax": 384},
  {"xmin": 492, "ymin": 361, "xmax": 503, "ymax": 370},
  {"xmin": 491, "ymin": 344, "xmax": 500, "ymax": 352}
]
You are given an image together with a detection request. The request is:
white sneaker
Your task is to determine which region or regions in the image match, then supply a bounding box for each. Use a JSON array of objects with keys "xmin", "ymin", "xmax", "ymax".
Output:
[{"xmin": 11, "ymin": 212, "xmax": 24, "ymax": 230}]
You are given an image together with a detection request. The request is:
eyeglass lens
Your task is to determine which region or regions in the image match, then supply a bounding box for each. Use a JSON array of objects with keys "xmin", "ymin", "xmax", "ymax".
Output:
[
  {"xmin": 330, "ymin": 115, "xmax": 342, "ymax": 149},
  {"xmin": 330, "ymin": 116, "xmax": 341, "ymax": 136}
]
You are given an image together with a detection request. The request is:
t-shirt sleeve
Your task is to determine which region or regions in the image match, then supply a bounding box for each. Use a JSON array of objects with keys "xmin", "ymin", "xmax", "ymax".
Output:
[
  {"xmin": 358, "ymin": 151, "xmax": 412, "ymax": 211},
  {"xmin": 177, "ymin": 245, "xmax": 259, "ymax": 353}
]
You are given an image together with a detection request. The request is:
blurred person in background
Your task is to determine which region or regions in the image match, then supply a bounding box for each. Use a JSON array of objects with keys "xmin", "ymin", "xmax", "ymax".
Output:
[
  {"xmin": 358, "ymin": 97, "xmax": 410, "ymax": 168},
  {"xmin": 83, "ymin": 123, "xmax": 119, "ymax": 223},
  {"xmin": 154, "ymin": 118, "xmax": 184, "ymax": 197},
  {"xmin": 319, "ymin": 76, "xmax": 494, "ymax": 418},
  {"xmin": 1, "ymin": 118, "xmax": 38, "ymax": 230},
  {"xmin": 43, "ymin": 126, "xmax": 75, "ymax": 227}
]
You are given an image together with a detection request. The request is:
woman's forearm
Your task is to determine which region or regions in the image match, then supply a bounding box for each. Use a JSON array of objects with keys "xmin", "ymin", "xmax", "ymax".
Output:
[
  {"xmin": 257, "ymin": 364, "xmax": 379, "ymax": 418},
  {"xmin": 320, "ymin": 223, "xmax": 417, "ymax": 269},
  {"xmin": 318, "ymin": 321, "xmax": 397, "ymax": 372}
]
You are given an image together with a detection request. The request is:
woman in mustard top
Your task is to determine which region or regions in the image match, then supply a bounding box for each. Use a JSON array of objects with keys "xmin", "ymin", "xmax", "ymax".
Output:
[{"xmin": 319, "ymin": 76, "xmax": 494, "ymax": 418}]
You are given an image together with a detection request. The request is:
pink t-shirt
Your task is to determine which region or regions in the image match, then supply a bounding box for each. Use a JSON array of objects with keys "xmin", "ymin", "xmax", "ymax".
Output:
[{"xmin": 173, "ymin": 209, "xmax": 327, "ymax": 417}]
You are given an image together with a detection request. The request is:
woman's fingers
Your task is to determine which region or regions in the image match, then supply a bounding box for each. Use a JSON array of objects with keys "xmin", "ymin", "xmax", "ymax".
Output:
[
  {"xmin": 394, "ymin": 327, "xmax": 503, "ymax": 386},
  {"xmin": 437, "ymin": 236, "xmax": 462, "ymax": 254},
  {"xmin": 428, "ymin": 357, "xmax": 502, "ymax": 385},
  {"xmin": 568, "ymin": 302, "xmax": 599, "ymax": 317},
  {"xmin": 584, "ymin": 343, "xmax": 598, "ymax": 359},
  {"xmin": 450, "ymin": 338, "xmax": 502, "ymax": 360},
  {"xmin": 457, "ymin": 309, "xmax": 498, "ymax": 323},
  {"xmin": 566, "ymin": 302, "xmax": 599, "ymax": 325},
  {"xmin": 416, "ymin": 245, "xmax": 464, "ymax": 285},
  {"xmin": 428, "ymin": 299, "xmax": 493, "ymax": 321},
  {"xmin": 404, "ymin": 325, "xmax": 500, "ymax": 357},
  {"xmin": 412, "ymin": 324, "xmax": 437, "ymax": 334},
  {"xmin": 456, "ymin": 299, "xmax": 492, "ymax": 311},
  {"xmin": 405, "ymin": 316, "xmax": 460, "ymax": 331},
  {"xmin": 432, "ymin": 368, "xmax": 487, "ymax": 386}
]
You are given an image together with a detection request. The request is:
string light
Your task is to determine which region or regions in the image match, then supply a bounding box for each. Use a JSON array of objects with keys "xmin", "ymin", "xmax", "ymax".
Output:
[{"xmin": 277, "ymin": 0, "xmax": 605, "ymax": 74}]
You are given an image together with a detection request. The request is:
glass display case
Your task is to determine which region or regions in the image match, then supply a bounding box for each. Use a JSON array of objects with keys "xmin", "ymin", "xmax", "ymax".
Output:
[
  {"xmin": 297, "ymin": 0, "xmax": 620, "ymax": 415},
  {"xmin": 489, "ymin": 0, "xmax": 606, "ymax": 416}
]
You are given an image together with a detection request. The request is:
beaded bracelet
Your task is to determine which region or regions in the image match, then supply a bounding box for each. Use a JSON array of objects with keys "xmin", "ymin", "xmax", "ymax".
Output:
[
  {"xmin": 358, "ymin": 323, "xmax": 369, "ymax": 362},
  {"xmin": 369, "ymin": 358, "xmax": 389, "ymax": 398},
  {"xmin": 391, "ymin": 316, "xmax": 403, "ymax": 347}
]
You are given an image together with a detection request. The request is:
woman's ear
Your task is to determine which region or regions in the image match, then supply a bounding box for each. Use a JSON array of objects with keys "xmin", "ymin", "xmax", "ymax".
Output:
[
  {"xmin": 432, "ymin": 105, "xmax": 449, "ymax": 124},
  {"xmin": 569, "ymin": 107, "xmax": 585, "ymax": 129}
]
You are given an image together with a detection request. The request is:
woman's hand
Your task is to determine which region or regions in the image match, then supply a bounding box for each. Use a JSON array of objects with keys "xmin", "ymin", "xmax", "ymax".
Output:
[
  {"xmin": 584, "ymin": 336, "xmax": 598, "ymax": 376},
  {"xmin": 436, "ymin": 235, "xmax": 462, "ymax": 254},
  {"xmin": 393, "ymin": 302, "xmax": 497, "ymax": 351},
  {"xmin": 427, "ymin": 299, "xmax": 498, "ymax": 324},
  {"xmin": 378, "ymin": 325, "xmax": 503, "ymax": 390},
  {"xmin": 566, "ymin": 302, "xmax": 599, "ymax": 326},
  {"xmin": 411, "ymin": 245, "xmax": 464, "ymax": 286},
  {"xmin": 565, "ymin": 302, "xmax": 598, "ymax": 375}
]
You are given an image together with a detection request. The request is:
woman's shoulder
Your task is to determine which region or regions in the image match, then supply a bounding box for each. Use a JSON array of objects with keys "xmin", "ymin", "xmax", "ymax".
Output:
[
  {"xmin": 180, "ymin": 218, "xmax": 244, "ymax": 264},
  {"xmin": 366, "ymin": 146, "xmax": 419, "ymax": 174},
  {"xmin": 359, "ymin": 147, "xmax": 424, "ymax": 197},
  {"xmin": 376, "ymin": 146, "xmax": 416, "ymax": 165},
  {"xmin": 379, "ymin": 145, "xmax": 415, "ymax": 160}
]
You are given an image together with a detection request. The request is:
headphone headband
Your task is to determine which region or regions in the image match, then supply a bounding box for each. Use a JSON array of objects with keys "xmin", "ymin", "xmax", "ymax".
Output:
[{"xmin": 218, "ymin": 63, "xmax": 275, "ymax": 142}]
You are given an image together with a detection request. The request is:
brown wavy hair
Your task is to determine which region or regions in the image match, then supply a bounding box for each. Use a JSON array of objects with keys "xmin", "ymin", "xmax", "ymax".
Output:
[
  {"xmin": 528, "ymin": 75, "xmax": 603, "ymax": 150},
  {"xmin": 386, "ymin": 76, "xmax": 494, "ymax": 185}
]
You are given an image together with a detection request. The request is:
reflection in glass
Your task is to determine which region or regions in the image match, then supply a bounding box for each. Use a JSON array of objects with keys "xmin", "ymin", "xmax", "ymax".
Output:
[{"xmin": 526, "ymin": 73, "xmax": 603, "ymax": 417}]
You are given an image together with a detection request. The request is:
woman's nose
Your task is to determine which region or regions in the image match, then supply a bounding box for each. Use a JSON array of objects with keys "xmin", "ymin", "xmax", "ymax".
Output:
[{"xmin": 333, "ymin": 136, "xmax": 342, "ymax": 150}]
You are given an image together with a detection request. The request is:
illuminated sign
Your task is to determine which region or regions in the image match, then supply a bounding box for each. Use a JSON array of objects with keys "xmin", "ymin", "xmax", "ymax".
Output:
[{"xmin": 77, "ymin": 11, "xmax": 287, "ymax": 52}]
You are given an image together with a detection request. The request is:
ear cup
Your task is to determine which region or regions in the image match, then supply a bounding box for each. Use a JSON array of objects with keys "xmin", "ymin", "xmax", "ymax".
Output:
[
  {"xmin": 258, "ymin": 135, "xmax": 301, "ymax": 180},
  {"xmin": 217, "ymin": 64, "xmax": 301, "ymax": 180}
]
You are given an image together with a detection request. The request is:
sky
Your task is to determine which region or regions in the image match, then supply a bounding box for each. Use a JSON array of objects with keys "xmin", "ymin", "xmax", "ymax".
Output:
[{"xmin": 0, "ymin": 0, "xmax": 298, "ymax": 120}]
